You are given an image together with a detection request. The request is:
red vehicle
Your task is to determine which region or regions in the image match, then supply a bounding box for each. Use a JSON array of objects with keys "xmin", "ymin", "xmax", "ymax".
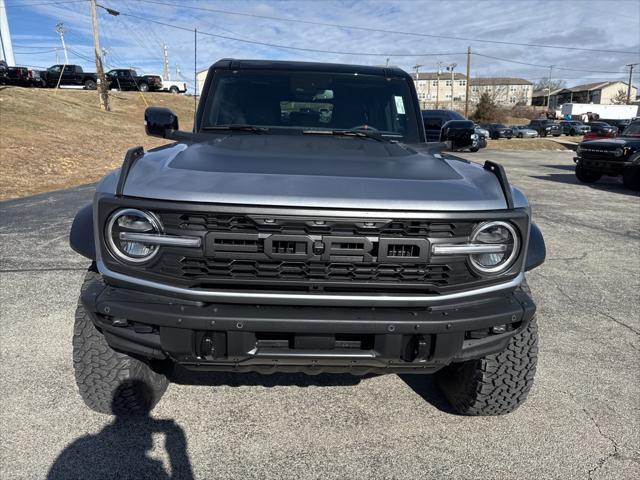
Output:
[{"xmin": 583, "ymin": 121, "xmax": 618, "ymax": 140}]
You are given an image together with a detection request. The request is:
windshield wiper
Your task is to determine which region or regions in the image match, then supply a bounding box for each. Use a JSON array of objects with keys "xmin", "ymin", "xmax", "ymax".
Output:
[
  {"xmin": 202, "ymin": 124, "xmax": 269, "ymax": 133},
  {"xmin": 302, "ymin": 129, "xmax": 396, "ymax": 143}
]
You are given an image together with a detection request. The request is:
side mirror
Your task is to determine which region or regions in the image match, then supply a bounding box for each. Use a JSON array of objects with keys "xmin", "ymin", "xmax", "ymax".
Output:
[
  {"xmin": 145, "ymin": 106, "xmax": 179, "ymax": 138},
  {"xmin": 440, "ymin": 120, "xmax": 476, "ymax": 150}
]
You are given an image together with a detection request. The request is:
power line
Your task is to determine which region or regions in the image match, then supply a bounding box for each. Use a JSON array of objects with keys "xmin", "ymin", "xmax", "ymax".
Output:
[
  {"xmin": 3, "ymin": 0, "xmax": 87, "ymax": 6},
  {"xmin": 472, "ymin": 52, "xmax": 628, "ymax": 74},
  {"xmin": 114, "ymin": 10, "xmax": 467, "ymax": 58},
  {"xmin": 130, "ymin": 0, "xmax": 639, "ymax": 55}
]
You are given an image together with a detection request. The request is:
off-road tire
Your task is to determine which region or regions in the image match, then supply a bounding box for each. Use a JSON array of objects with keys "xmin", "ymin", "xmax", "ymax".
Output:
[
  {"xmin": 73, "ymin": 268, "xmax": 169, "ymax": 415},
  {"xmin": 469, "ymin": 146, "xmax": 480, "ymax": 152},
  {"xmin": 84, "ymin": 79, "xmax": 96, "ymax": 90},
  {"xmin": 622, "ymin": 165, "xmax": 640, "ymax": 191},
  {"xmin": 138, "ymin": 82, "xmax": 149, "ymax": 92},
  {"xmin": 436, "ymin": 281, "xmax": 538, "ymax": 416},
  {"xmin": 575, "ymin": 164, "xmax": 602, "ymax": 183},
  {"xmin": 169, "ymin": 86, "xmax": 179, "ymax": 94}
]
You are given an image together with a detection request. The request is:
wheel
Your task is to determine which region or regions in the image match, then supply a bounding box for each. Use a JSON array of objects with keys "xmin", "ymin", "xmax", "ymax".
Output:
[
  {"xmin": 73, "ymin": 268, "xmax": 169, "ymax": 415},
  {"xmin": 575, "ymin": 163, "xmax": 602, "ymax": 183},
  {"xmin": 169, "ymin": 86, "xmax": 179, "ymax": 94},
  {"xmin": 553, "ymin": 134, "xmax": 561, "ymax": 137},
  {"xmin": 570, "ymin": 128, "xmax": 576, "ymax": 136},
  {"xmin": 541, "ymin": 131, "xmax": 547, "ymax": 137},
  {"xmin": 84, "ymin": 79, "xmax": 96, "ymax": 90},
  {"xmin": 517, "ymin": 133, "xmax": 523, "ymax": 138},
  {"xmin": 138, "ymin": 82, "xmax": 149, "ymax": 92},
  {"xmin": 469, "ymin": 146, "xmax": 479, "ymax": 152},
  {"xmin": 622, "ymin": 165, "xmax": 640, "ymax": 190},
  {"xmin": 436, "ymin": 281, "xmax": 538, "ymax": 416}
]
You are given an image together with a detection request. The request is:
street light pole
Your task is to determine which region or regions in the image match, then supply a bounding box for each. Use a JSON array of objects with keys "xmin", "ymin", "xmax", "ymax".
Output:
[
  {"xmin": 55, "ymin": 23, "xmax": 68, "ymax": 64},
  {"xmin": 447, "ymin": 63, "xmax": 457, "ymax": 110},
  {"xmin": 546, "ymin": 65, "xmax": 553, "ymax": 109},
  {"xmin": 626, "ymin": 63, "xmax": 638, "ymax": 104}
]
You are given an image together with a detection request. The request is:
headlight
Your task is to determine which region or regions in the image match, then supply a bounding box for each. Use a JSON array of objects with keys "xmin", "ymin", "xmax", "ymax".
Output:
[
  {"xmin": 469, "ymin": 221, "xmax": 519, "ymax": 275},
  {"xmin": 613, "ymin": 147, "xmax": 624, "ymax": 157},
  {"xmin": 106, "ymin": 208, "xmax": 162, "ymax": 263}
]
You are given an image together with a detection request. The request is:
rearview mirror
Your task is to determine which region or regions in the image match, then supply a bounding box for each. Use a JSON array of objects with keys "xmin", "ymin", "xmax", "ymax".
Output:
[
  {"xmin": 440, "ymin": 120, "xmax": 476, "ymax": 150},
  {"xmin": 145, "ymin": 106, "xmax": 179, "ymax": 138}
]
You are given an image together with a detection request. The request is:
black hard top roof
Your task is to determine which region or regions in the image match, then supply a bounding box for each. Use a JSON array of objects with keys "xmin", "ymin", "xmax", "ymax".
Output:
[{"xmin": 210, "ymin": 58, "xmax": 412, "ymax": 79}]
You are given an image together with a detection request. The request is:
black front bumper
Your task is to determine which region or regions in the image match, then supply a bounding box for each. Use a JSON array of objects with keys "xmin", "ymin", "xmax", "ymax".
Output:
[
  {"xmin": 574, "ymin": 156, "xmax": 633, "ymax": 175},
  {"xmin": 81, "ymin": 277, "xmax": 536, "ymax": 375}
]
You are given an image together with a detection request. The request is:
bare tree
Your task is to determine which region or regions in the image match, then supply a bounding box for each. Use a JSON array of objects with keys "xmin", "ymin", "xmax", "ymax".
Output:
[
  {"xmin": 610, "ymin": 89, "xmax": 629, "ymax": 105},
  {"xmin": 533, "ymin": 78, "xmax": 566, "ymax": 92}
]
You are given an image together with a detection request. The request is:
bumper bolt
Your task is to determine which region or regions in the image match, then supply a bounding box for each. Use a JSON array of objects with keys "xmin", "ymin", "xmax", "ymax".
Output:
[
  {"xmin": 236, "ymin": 322, "xmax": 244, "ymax": 329},
  {"xmin": 104, "ymin": 307, "xmax": 110, "ymax": 314},
  {"xmin": 387, "ymin": 325, "xmax": 396, "ymax": 332},
  {"xmin": 210, "ymin": 320, "xmax": 215, "ymax": 326},
  {"xmin": 177, "ymin": 318, "xmax": 182, "ymax": 324}
]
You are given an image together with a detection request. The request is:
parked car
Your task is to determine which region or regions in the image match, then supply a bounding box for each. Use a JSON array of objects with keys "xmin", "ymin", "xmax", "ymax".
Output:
[
  {"xmin": 0, "ymin": 60, "xmax": 8, "ymax": 83},
  {"xmin": 574, "ymin": 120, "xmax": 640, "ymax": 190},
  {"xmin": 511, "ymin": 125, "xmax": 539, "ymax": 138},
  {"xmin": 42, "ymin": 64, "xmax": 97, "ymax": 89},
  {"xmin": 601, "ymin": 118, "xmax": 631, "ymax": 131},
  {"xmin": 156, "ymin": 78, "xmax": 187, "ymax": 94},
  {"xmin": 69, "ymin": 58, "xmax": 545, "ymax": 417},
  {"xmin": 106, "ymin": 69, "xmax": 162, "ymax": 92},
  {"xmin": 421, "ymin": 109, "xmax": 465, "ymax": 142},
  {"xmin": 421, "ymin": 109, "xmax": 484, "ymax": 151},
  {"xmin": 528, "ymin": 119, "xmax": 562, "ymax": 137},
  {"xmin": 473, "ymin": 125, "xmax": 488, "ymax": 149},
  {"xmin": 558, "ymin": 120, "xmax": 590, "ymax": 136},
  {"xmin": 583, "ymin": 121, "xmax": 618, "ymax": 140},
  {"xmin": 0, "ymin": 65, "xmax": 45, "ymax": 87},
  {"xmin": 481, "ymin": 123, "xmax": 514, "ymax": 139}
]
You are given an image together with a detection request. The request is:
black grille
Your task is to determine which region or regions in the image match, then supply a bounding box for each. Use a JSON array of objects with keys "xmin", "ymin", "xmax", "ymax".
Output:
[
  {"xmin": 140, "ymin": 211, "xmax": 484, "ymax": 293},
  {"xmin": 160, "ymin": 212, "xmax": 472, "ymax": 238},
  {"xmin": 163, "ymin": 258, "xmax": 474, "ymax": 284}
]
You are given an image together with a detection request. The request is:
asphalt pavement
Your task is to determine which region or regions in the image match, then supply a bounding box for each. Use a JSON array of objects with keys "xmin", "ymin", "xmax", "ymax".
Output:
[{"xmin": 1, "ymin": 151, "xmax": 639, "ymax": 479}]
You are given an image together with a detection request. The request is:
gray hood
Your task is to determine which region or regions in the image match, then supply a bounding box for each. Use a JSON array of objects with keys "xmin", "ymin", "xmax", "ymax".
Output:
[{"xmin": 116, "ymin": 134, "xmax": 509, "ymax": 211}]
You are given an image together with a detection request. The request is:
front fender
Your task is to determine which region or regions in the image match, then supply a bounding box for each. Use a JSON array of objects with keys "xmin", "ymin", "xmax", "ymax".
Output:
[
  {"xmin": 525, "ymin": 223, "xmax": 545, "ymax": 271},
  {"xmin": 69, "ymin": 203, "xmax": 95, "ymax": 260}
]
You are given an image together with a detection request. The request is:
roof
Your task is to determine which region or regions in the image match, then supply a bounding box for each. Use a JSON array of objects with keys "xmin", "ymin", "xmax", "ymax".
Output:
[
  {"xmin": 532, "ymin": 88, "xmax": 564, "ymax": 97},
  {"xmin": 471, "ymin": 77, "xmax": 532, "ymax": 86},
  {"xmin": 563, "ymin": 81, "xmax": 629, "ymax": 92},
  {"xmin": 412, "ymin": 72, "xmax": 467, "ymax": 80},
  {"xmin": 208, "ymin": 58, "xmax": 412, "ymax": 79}
]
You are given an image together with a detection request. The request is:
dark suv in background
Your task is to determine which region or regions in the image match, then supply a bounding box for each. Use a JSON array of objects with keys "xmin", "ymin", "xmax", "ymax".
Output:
[
  {"xmin": 481, "ymin": 123, "xmax": 514, "ymax": 140},
  {"xmin": 421, "ymin": 109, "xmax": 485, "ymax": 151},
  {"xmin": 528, "ymin": 119, "xmax": 562, "ymax": 137},
  {"xmin": 558, "ymin": 120, "xmax": 590, "ymax": 136}
]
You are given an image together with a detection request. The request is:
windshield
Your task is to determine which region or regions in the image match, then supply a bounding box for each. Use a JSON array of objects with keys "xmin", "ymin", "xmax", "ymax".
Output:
[
  {"xmin": 622, "ymin": 123, "xmax": 640, "ymax": 136},
  {"xmin": 202, "ymin": 70, "xmax": 420, "ymax": 142}
]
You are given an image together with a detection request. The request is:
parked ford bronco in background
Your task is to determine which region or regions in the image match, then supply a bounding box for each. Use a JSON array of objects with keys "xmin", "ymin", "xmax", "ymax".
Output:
[
  {"xmin": 70, "ymin": 59, "xmax": 545, "ymax": 416},
  {"xmin": 574, "ymin": 119, "xmax": 640, "ymax": 190}
]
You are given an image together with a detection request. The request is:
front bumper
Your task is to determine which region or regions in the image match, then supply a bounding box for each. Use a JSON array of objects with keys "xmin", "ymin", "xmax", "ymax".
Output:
[
  {"xmin": 574, "ymin": 156, "xmax": 633, "ymax": 174},
  {"xmin": 81, "ymin": 276, "xmax": 536, "ymax": 375}
]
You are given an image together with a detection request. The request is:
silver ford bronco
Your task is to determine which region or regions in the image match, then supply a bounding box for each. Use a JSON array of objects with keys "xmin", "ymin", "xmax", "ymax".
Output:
[{"xmin": 70, "ymin": 59, "xmax": 545, "ymax": 416}]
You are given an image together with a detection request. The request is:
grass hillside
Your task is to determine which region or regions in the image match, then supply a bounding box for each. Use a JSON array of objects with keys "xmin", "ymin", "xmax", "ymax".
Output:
[{"xmin": 0, "ymin": 87, "xmax": 195, "ymax": 200}]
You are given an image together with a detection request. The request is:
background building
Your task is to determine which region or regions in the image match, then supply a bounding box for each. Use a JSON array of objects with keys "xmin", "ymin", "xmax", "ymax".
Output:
[
  {"xmin": 470, "ymin": 77, "xmax": 533, "ymax": 106},
  {"xmin": 533, "ymin": 81, "xmax": 638, "ymax": 108},
  {"xmin": 411, "ymin": 72, "xmax": 467, "ymax": 109}
]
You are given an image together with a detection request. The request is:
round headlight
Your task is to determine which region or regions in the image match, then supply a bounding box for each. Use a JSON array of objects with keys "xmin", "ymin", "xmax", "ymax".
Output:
[
  {"xmin": 106, "ymin": 208, "xmax": 162, "ymax": 264},
  {"xmin": 613, "ymin": 147, "xmax": 624, "ymax": 157},
  {"xmin": 469, "ymin": 221, "xmax": 519, "ymax": 275}
]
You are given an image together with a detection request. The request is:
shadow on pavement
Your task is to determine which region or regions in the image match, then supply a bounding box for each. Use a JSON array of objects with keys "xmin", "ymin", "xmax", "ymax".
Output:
[
  {"xmin": 169, "ymin": 365, "xmax": 366, "ymax": 388},
  {"xmin": 542, "ymin": 164, "xmax": 575, "ymax": 171},
  {"xmin": 398, "ymin": 374, "xmax": 456, "ymax": 414},
  {"xmin": 531, "ymin": 173, "xmax": 639, "ymax": 197},
  {"xmin": 47, "ymin": 382, "xmax": 194, "ymax": 480}
]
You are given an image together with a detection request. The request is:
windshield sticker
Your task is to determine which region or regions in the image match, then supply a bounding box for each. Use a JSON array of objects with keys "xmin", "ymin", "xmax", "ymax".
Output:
[{"xmin": 394, "ymin": 96, "xmax": 406, "ymax": 114}]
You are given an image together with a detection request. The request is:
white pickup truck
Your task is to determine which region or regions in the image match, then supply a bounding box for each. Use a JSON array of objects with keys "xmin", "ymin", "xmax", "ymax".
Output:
[
  {"xmin": 561, "ymin": 103, "xmax": 639, "ymax": 120},
  {"xmin": 156, "ymin": 77, "xmax": 187, "ymax": 94}
]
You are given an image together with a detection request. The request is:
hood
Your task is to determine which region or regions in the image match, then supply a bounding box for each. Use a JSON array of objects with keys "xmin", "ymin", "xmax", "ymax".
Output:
[
  {"xmin": 119, "ymin": 134, "xmax": 508, "ymax": 211},
  {"xmin": 580, "ymin": 138, "xmax": 633, "ymax": 148}
]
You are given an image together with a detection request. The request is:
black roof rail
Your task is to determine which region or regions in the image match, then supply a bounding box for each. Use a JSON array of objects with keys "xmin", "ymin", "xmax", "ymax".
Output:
[{"xmin": 484, "ymin": 160, "xmax": 514, "ymax": 209}]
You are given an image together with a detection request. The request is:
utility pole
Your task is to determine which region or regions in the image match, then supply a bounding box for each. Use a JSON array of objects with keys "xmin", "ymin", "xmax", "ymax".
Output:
[
  {"xmin": 89, "ymin": 0, "xmax": 109, "ymax": 111},
  {"xmin": 464, "ymin": 47, "xmax": 471, "ymax": 117},
  {"xmin": 626, "ymin": 63, "xmax": 638, "ymax": 104},
  {"xmin": 55, "ymin": 23, "xmax": 68, "ymax": 64},
  {"xmin": 163, "ymin": 43, "xmax": 170, "ymax": 81},
  {"xmin": 194, "ymin": 28, "xmax": 197, "ymax": 124},
  {"xmin": 546, "ymin": 65, "xmax": 553, "ymax": 109},
  {"xmin": 447, "ymin": 63, "xmax": 457, "ymax": 110},
  {"xmin": 412, "ymin": 64, "xmax": 423, "ymax": 108},
  {"xmin": 435, "ymin": 61, "xmax": 443, "ymax": 109}
]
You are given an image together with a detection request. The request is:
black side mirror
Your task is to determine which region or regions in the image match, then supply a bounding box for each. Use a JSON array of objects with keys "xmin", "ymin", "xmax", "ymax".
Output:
[
  {"xmin": 440, "ymin": 120, "xmax": 476, "ymax": 150},
  {"xmin": 145, "ymin": 106, "xmax": 179, "ymax": 138}
]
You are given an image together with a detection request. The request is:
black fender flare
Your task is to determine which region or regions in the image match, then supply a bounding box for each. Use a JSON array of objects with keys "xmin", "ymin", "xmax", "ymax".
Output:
[
  {"xmin": 525, "ymin": 223, "xmax": 545, "ymax": 271},
  {"xmin": 69, "ymin": 203, "xmax": 96, "ymax": 260}
]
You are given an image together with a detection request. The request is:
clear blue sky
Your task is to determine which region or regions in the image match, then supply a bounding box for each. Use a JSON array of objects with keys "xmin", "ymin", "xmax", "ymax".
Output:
[{"xmin": 4, "ymin": 0, "xmax": 640, "ymax": 93}]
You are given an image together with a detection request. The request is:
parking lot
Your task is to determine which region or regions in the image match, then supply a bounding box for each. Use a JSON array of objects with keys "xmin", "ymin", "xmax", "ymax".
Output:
[{"xmin": 0, "ymin": 150, "xmax": 638, "ymax": 479}]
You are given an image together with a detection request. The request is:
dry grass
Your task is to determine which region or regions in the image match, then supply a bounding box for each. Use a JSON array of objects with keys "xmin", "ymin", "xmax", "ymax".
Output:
[
  {"xmin": 486, "ymin": 137, "xmax": 573, "ymax": 151},
  {"xmin": 0, "ymin": 87, "xmax": 195, "ymax": 200}
]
